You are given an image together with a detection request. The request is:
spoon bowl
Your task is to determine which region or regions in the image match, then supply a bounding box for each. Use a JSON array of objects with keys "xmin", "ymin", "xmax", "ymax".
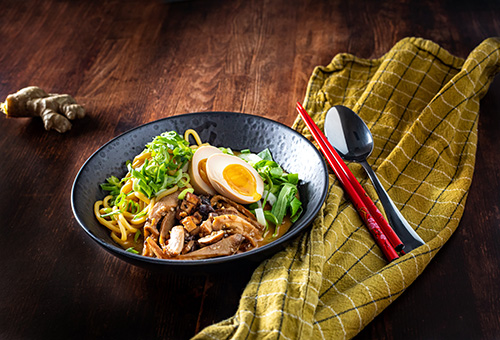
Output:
[
  {"xmin": 324, "ymin": 105, "xmax": 374, "ymax": 162},
  {"xmin": 324, "ymin": 105, "xmax": 425, "ymax": 252}
]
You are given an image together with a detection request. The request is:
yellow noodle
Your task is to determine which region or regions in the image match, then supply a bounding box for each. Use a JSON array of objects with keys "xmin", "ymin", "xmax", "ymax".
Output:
[
  {"xmin": 135, "ymin": 191, "xmax": 150, "ymax": 204},
  {"xmin": 103, "ymin": 195, "xmax": 113, "ymax": 208},
  {"xmin": 156, "ymin": 185, "xmax": 179, "ymax": 200},
  {"xmin": 120, "ymin": 179, "xmax": 133, "ymax": 193},
  {"xmin": 129, "ymin": 200, "xmax": 154, "ymax": 225},
  {"xmin": 114, "ymin": 208, "xmax": 141, "ymax": 230},
  {"xmin": 116, "ymin": 218, "xmax": 128, "ymax": 241},
  {"xmin": 149, "ymin": 197, "xmax": 157, "ymax": 209},
  {"xmin": 119, "ymin": 197, "xmax": 141, "ymax": 216},
  {"xmin": 135, "ymin": 151, "xmax": 151, "ymax": 161},
  {"xmin": 120, "ymin": 210, "xmax": 135, "ymax": 219},
  {"xmin": 118, "ymin": 214, "xmax": 138, "ymax": 233},
  {"xmin": 111, "ymin": 231, "xmax": 127, "ymax": 247},
  {"xmin": 132, "ymin": 152, "xmax": 152, "ymax": 168},
  {"xmin": 184, "ymin": 129, "xmax": 203, "ymax": 146},
  {"xmin": 94, "ymin": 201, "xmax": 121, "ymax": 233},
  {"xmin": 130, "ymin": 215, "xmax": 147, "ymax": 225}
]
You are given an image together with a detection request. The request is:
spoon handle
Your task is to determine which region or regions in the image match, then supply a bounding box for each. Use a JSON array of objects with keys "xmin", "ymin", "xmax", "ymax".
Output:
[{"xmin": 360, "ymin": 160, "xmax": 425, "ymax": 252}]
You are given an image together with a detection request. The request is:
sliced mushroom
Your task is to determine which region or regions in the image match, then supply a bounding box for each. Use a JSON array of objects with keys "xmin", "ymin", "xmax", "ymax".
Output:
[
  {"xmin": 142, "ymin": 191, "xmax": 180, "ymax": 256},
  {"xmin": 178, "ymin": 234, "xmax": 244, "ymax": 260},
  {"xmin": 144, "ymin": 218, "xmax": 160, "ymax": 239},
  {"xmin": 159, "ymin": 207, "xmax": 177, "ymax": 247},
  {"xmin": 181, "ymin": 240, "xmax": 196, "ymax": 254},
  {"xmin": 145, "ymin": 236, "xmax": 169, "ymax": 259},
  {"xmin": 212, "ymin": 214, "xmax": 263, "ymax": 247},
  {"xmin": 210, "ymin": 195, "xmax": 261, "ymax": 225},
  {"xmin": 198, "ymin": 230, "xmax": 225, "ymax": 246},
  {"xmin": 215, "ymin": 207, "xmax": 264, "ymax": 231}
]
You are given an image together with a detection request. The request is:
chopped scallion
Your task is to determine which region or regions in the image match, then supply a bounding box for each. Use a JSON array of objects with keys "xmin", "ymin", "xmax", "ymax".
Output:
[
  {"xmin": 125, "ymin": 247, "xmax": 139, "ymax": 254},
  {"xmin": 178, "ymin": 187, "xmax": 194, "ymax": 200}
]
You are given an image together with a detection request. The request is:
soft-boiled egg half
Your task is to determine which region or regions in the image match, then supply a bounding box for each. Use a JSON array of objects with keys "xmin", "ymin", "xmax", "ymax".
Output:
[
  {"xmin": 189, "ymin": 145, "xmax": 223, "ymax": 196},
  {"xmin": 206, "ymin": 153, "xmax": 264, "ymax": 204},
  {"xmin": 190, "ymin": 146, "xmax": 264, "ymax": 204}
]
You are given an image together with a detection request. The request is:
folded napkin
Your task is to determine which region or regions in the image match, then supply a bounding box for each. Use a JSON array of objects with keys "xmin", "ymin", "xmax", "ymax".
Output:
[{"xmin": 193, "ymin": 37, "xmax": 500, "ymax": 340}]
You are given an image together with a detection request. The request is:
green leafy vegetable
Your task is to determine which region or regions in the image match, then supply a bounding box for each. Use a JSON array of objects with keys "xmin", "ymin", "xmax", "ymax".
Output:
[
  {"xmin": 289, "ymin": 197, "xmax": 303, "ymax": 222},
  {"xmin": 248, "ymin": 148, "xmax": 303, "ymax": 228},
  {"xmin": 270, "ymin": 183, "xmax": 297, "ymax": 225},
  {"xmin": 99, "ymin": 208, "xmax": 119, "ymax": 218},
  {"xmin": 257, "ymin": 148, "xmax": 273, "ymax": 161}
]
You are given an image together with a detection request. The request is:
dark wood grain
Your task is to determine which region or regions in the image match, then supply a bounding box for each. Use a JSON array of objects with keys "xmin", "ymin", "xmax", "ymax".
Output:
[{"xmin": 1, "ymin": 0, "xmax": 499, "ymax": 339}]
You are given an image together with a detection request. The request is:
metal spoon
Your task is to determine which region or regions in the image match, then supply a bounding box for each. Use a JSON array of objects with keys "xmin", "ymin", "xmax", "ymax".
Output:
[{"xmin": 324, "ymin": 105, "xmax": 424, "ymax": 252}]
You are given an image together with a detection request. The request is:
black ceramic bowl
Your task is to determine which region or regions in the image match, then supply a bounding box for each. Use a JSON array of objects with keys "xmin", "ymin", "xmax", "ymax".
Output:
[{"xmin": 71, "ymin": 112, "xmax": 328, "ymax": 271}]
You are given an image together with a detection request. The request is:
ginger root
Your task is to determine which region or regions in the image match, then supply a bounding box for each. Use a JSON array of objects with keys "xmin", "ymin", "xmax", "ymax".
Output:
[{"xmin": 1, "ymin": 86, "xmax": 85, "ymax": 133}]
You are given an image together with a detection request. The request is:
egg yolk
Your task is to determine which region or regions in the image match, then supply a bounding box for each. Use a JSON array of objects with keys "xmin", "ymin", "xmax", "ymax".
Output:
[{"xmin": 222, "ymin": 164, "xmax": 261, "ymax": 201}]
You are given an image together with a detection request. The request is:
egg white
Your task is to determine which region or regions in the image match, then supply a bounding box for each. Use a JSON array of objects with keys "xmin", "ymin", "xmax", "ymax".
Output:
[{"xmin": 189, "ymin": 145, "xmax": 223, "ymax": 195}]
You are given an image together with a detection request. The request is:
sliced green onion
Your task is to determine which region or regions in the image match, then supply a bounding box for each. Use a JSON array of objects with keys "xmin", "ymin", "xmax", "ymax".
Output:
[
  {"xmin": 219, "ymin": 147, "xmax": 234, "ymax": 155},
  {"xmin": 264, "ymin": 210, "xmax": 279, "ymax": 227},
  {"xmin": 99, "ymin": 210, "xmax": 119, "ymax": 218},
  {"xmin": 125, "ymin": 247, "xmax": 139, "ymax": 254},
  {"xmin": 239, "ymin": 152, "xmax": 262, "ymax": 165},
  {"xmin": 254, "ymin": 207, "xmax": 267, "ymax": 227},
  {"xmin": 178, "ymin": 187, "xmax": 194, "ymax": 200},
  {"xmin": 287, "ymin": 173, "xmax": 299, "ymax": 185},
  {"xmin": 263, "ymin": 190, "xmax": 277, "ymax": 206},
  {"xmin": 134, "ymin": 230, "xmax": 141, "ymax": 242},
  {"xmin": 132, "ymin": 207, "xmax": 149, "ymax": 221},
  {"xmin": 178, "ymin": 173, "xmax": 191, "ymax": 188}
]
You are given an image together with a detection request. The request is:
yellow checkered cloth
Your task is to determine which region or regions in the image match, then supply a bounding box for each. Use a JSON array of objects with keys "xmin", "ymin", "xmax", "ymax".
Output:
[{"xmin": 193, "ymin": 37, "xmax": 500, "ymax": 340}]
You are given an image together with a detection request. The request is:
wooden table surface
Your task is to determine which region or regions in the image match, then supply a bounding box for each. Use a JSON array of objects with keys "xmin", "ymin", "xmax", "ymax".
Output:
[{"xmin": 1, "ymin": 0, "xmax": 499, "ymax": 339}]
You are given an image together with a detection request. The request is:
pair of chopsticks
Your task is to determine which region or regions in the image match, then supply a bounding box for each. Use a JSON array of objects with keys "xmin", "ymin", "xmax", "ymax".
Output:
[{"xmin": 296, "ymin": 102, "xmax": 404, "ymax": 262}]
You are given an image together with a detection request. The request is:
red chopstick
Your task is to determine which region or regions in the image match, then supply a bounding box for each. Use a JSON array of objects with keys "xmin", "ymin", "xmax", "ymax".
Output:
[
  {"xmin": 331, "ymin": 147, "xmax": 405, "ymax": 253},
  {"xmin": 296, "ymin": 102, "xmax": 399, "ymax": 262}
]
